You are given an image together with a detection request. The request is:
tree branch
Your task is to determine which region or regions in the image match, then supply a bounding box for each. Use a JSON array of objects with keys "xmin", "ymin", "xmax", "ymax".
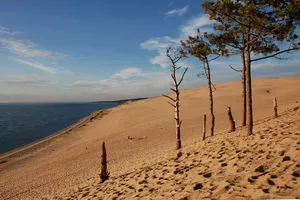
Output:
[
  {"xmin": 175, "ymin": 66, "xmax": 182, "ymax": 71},
  {"xmin": 247, "ymin": 26, "xmax": 281, "ymax": 46},
  {"xmin": 171, "ymin": 74, "xmax": 177, "ymax": 83},
  {"xmin": 212, "ymin": 82, "xmax": 216, "ymax": 91},
  {"xmin": 208, "ymin": 55, "xmax": 220, "ymax": 62},
  {"xmin": 170, "ymin": 88, "xmax": 177, "ymax": 93},
  {"xmin": 251, "ymin": 47, "xmax": 300, "ymax": 62},
  {"xmin": 221, "ymin": 12, "xmax": 250, "ymax": 28},
  {"xmin": 173, "ymin": 56, "xmax": 182, "ymax": 64},
  {"xmin": 167, "ymin": 102, "xmax": 176, "ymax": 108},
  {"xmin": 162, "ymin": 94, "xmax": 176, "ymax": 102},
  {"xmin": 177, "ymin": 68, "xmax": 188, "ymax": 86},
  {"xmin": 229, "ymin": 65, "xmax": 242, "ymax": 72}
]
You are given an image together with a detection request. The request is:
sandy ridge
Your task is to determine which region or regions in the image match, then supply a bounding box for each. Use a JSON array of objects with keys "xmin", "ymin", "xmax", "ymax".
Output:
[{"xmin": 56, "ymin": 106, "xmax": 300, "ymax": 200}]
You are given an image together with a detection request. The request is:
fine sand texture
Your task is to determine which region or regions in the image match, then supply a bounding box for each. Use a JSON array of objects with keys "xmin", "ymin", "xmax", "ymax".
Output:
[{"xmin": 0, "ymin": 76, "xmax": 300, "ymax": 200}]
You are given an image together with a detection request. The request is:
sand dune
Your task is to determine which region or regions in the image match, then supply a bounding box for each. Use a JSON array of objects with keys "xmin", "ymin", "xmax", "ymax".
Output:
[
  {"xmin": 59, "ymin": 106, "xmax": 300, "ymax": 200},
  {"xmin": 0, "ymin": 76, "xmax": 300, "ymax": 200}
]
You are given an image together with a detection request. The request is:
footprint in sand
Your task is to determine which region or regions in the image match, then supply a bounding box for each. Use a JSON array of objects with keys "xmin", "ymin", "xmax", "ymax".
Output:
[
  {"xmin": 282, "ymin": 156, "xmax": 291, "ymax": 161},
  {"xmin": 267, "ymin": 179, "xmax": 275, "ymax": 185},
  {"xmin": 203, "ymin": 172, "xmax": 212, "ymax": 178},
  {"xmin": 292, "ymin": 170, "xmax": 300, "ymax": 177}
]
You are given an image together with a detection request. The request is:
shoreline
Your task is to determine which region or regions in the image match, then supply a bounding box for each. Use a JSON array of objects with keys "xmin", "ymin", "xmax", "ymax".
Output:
[{"xmin": 0, "ymin": 108, "xmax": 111, "ymax": 163}]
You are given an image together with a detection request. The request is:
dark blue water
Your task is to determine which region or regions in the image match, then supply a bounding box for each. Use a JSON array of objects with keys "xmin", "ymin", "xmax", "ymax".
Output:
[{"xmin": 0, "ymin": 103, "xmax": 118, "ymax": 154}]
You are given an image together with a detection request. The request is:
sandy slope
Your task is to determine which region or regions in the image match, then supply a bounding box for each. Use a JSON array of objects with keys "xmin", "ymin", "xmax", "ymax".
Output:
[
  {"xmin": 0, "ymin": 76, "xmax": 300, "ymax": 200},
  {"xmin": 58, "ymin": 105, "xmax": 300, "ymax": 200}
]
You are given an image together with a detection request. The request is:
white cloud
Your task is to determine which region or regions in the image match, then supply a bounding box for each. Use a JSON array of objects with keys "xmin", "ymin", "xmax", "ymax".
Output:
[
  {"xmin": 144, "ymin": 44, "xmax": 191, "ymax": 69},
  {"xmin": 180, "ymin": 15, "xmax": 214, "ymax": 37},
  {"xmin": 0, "ymin": 26, "xmax": 22, "ymax": 35},
  {"xmin": 150, "ymin": 53, "xmax": 170, "ymax": 68},
  {"xmin": 165, "ymin": 5, "xmax": 190, "ymax": 18},
  {"xmin": 177, "ymin": 60, "xmax": 191, "ymax": 69},
  {"xmin": 0, "ymin": 38, "xmax": 67, "ymax": 59},
  {"xmin": 14, "ymin": 59, "xmax": 59, "ymax": 74},
  {"xmin": 111, "ymin": 67, "xmax": 143, "ymax": 79},
  {"xmin": 141, "ymin": 15, "xmax": 213, "ymax": 68},
  {"xmin": 140, "ymin": 37, "xmax": 181, "ymax": 68},
  {"xmin": 140, "ymin": 36, "xmax": 180, "ymax": 52}
]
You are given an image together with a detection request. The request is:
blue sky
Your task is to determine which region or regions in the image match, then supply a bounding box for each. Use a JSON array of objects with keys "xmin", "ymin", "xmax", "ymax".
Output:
[{"xmin": 0, "ymin": 0, "xmax": 299, "ymax": 102}]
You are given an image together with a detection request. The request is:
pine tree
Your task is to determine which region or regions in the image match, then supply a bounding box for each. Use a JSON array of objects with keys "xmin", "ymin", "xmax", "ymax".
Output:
[
  {"xmin": 181, "ymin": 30, "xmax": 220, "ymax": 137},
  {"xmin": 203, "ymin": 0, "xmax": 300, "ymax": 135}
]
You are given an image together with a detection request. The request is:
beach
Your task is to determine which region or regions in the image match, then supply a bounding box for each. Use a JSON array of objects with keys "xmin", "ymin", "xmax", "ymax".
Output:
[{"xmin": 0, "ymin": 76, "xmax": 300, "ymax": 199}]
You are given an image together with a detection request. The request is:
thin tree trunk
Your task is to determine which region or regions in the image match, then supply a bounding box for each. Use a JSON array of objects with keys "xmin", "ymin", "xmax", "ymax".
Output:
[
  {"xmin": 203, "ymin": 114, "xmax": 206, "ymax": 140},
  {"xmin": 206, "ymin": 60, "xmax": 215, "ymax": 137},
  {"xmin": 163, "ymin": 48, "xmax": 187, "ymax": 150},
  {"xmin": 273, "ymin": 97, "xmax": 278, "ymax": 118},
  {"xmin": 246, "ymin": 31, "xmax": 253, "ymax": 135},
  {"xmin": 173, "ymin": 71, "xmax": 182, "ymax": 149},
  {"xmin": 227, "ymin": 107, "xmax": 236, "ymax": 132},
  {"xmin": 99, "ymin": 142, "xmax": 109, "ymax": 183},
  {"xmin": 241, "ymin": 51, "xmax": 247, "ymax": 127}
]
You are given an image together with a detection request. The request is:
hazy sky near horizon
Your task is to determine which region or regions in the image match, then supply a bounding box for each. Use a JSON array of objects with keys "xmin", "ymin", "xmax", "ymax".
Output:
[{"xmin": 0, "ymin": 0, "xmax": 299, "ymax": 102}]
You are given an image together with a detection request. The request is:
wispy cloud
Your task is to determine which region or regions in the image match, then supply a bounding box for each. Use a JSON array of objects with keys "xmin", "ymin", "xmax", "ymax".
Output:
[
  {"xmin": 0, "ymin": 38, "xmax": 67, "ymax": 59},
  {"xmin": 69, "ymin": 77, "xmax": 169, "ymax": 97},
  {"xmin": 73, "ymin": 79, "xmax": 121, "ymax": 88},
  {"xmin": 14, "ymin": 59, "xmax": 59, "ymax": 74},
  {"xmin": 4, "ymin": 75, "xmax": 55, "ymax": 85},
  {"xmin": 168, "ymin": 0, "xmax": 174, "ymax": 6},
  {"xmin": 0, "ymin": 26, "xmax": 22, "ymax": 35},
  {"xmin": 68, "ymin": 67, "xmax": 172, "ymax": 96},
  {"xmin": 165, "ymin": 5, "xmax": 190, "ymax": 18},
  {"xmin": 111, "ymin": 67, "xmax": 143, "ymax": 79},
  {"xmin": 0, "ymin": 25, "xmax": 70, "ymax": 75}
]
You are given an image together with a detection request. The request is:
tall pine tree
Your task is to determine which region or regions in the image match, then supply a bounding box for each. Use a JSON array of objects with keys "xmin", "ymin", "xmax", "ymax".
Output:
[{"xmin": 203, "ymin": 0, "xmax": 300, "ymax": 135}]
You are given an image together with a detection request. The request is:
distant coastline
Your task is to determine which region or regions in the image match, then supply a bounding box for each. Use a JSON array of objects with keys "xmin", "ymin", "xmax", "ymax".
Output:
[
  {"xmin": 0, "ymin": 98, "xmax": 149, "ymax": 162},
  {"xmin": 0, "ymin": 97, "xmax": 148, "ymax": 162},
  {"xmin": 0, "ymin": 108, "xmax": 111, "ymax": 163}
]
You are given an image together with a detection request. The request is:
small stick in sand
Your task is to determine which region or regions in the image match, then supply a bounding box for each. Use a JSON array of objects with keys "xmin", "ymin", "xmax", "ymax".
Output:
[
  {"xmin": 203, "ymin": 114, "xmax": 206, "ymax": 140},
  {"xmin": 273, "ymin": 97, "xmax": 278, "ymax": 118},
  {"xmin": 99, "ymin": 142, "xmax": 109, "ymax": 183},
  {"xmin": 227, "ymin": 107, "xmax": 236, "ymax": 132}
]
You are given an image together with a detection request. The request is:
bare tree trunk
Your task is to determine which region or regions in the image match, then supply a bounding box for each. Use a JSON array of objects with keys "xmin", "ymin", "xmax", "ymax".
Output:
[
  {"xmin": 273, "ymin": 97, "xmax": 278, "ymax": 118},
  {"xmin": 163, "ymin": 48, "xmax": 188, "ymax": 150},
  {"xmin": 205, "ymin": 60, "xmax": 215, "ymax": 137},
  {"xmin": 241, "ymin": 52, "xmax": 247, "ymax": 127},
  {"xmin": 99, "ymin": 142, "xmax": 109, "ymax": 183},
  {"xmin": 227, "ymin": 107, "xmax": 236, "ymax": 132},
  {"xmin": 203, "ymin": 114, "xmax": 206, "ymax": 140},
  {"xmin": 246, "ymin": 32, "xmax": 253, "ymax": 135},
  {"xmin": 173, "ymin": 69, "xmax": 182, "ymax": 149}
]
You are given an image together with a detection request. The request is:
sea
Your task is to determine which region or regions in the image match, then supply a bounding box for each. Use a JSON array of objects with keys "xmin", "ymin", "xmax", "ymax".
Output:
[{"xmin": 0, "ymin": 102, "xmax": 118, "ymax": 154}]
